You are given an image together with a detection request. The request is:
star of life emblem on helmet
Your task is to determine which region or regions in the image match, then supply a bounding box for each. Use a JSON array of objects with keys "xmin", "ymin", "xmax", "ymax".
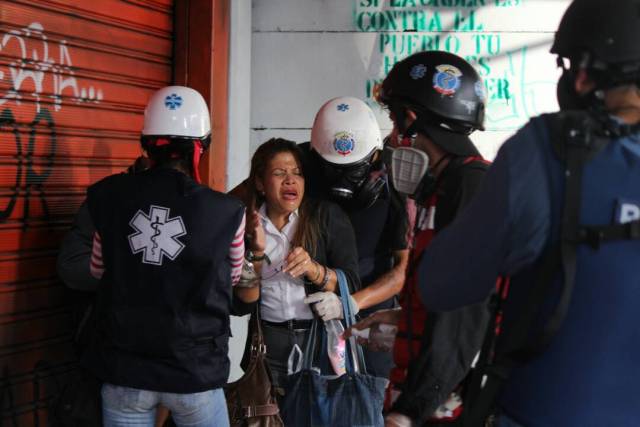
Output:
[
  {"xmin": 164, "ymin": 93, "xmax": 183, "ymax": 110},
  {"xmin": 410, "ymin": 64, "xmax": 427, "ymax": 80},
  {"xmin": 128, "ymin": 205, "xmax": 187, "ymax": 265},
  {"xmin": 337, "ymin": 103, "xmax": 350, "ymax": 112}
]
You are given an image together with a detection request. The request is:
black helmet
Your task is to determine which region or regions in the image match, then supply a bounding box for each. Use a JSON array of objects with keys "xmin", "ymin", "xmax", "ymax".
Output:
[
  {"xmin": 551, "ymin": 0, "xmax": 640, "ymax": 87},
  {"xmin": 552, "ymin": 0, "xmax": 640, "ymax": 64},
  {"xmin": 379, "ymin": 50, "xmax": 485, "ymax": 156}
]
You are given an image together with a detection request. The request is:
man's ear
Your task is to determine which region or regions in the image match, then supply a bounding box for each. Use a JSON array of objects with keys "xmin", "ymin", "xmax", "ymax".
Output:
[
  {"xmin": 405, "ymin": 108, "xmax": 418, "ymax": 122},
  {"xmin": 575, "ymin": 69, "xmax": 597, "ymax": 95}
]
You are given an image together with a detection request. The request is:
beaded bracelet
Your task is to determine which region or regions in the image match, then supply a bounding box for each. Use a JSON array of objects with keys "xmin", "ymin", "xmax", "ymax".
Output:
[
  {"xmin": 310, "ymin": 260, "xmax": 322, "ymax": 282},
  {"xmin": 318, "ymin": 264, "xmax": 331, "ymax": 291}
]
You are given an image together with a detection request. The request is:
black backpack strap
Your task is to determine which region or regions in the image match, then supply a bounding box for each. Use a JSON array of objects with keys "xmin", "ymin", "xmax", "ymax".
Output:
[
  {"xmin": 576, "ymin": 220, "xmax": 640, "ymax": 249},
  {"xmin": 522, "ymin": 113, "xmax": 603, "ymax": 357},
  {"xmin": 462, "ymin": 243, "xmax": 562, "ymax": 426},
  {"xmin": 460, "ymin": 278, "xmax": 509, "ymax": 420}
]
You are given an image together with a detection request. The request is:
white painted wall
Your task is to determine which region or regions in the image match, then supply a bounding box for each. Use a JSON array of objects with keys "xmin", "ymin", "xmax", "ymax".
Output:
[
  {"xmin": 227, "ymin": 0, "xmax": 252, "ymax": 382},
  {"xmin": 250, "ymin": 0, "xmax": 572, "ymax": 160},
  {"xmin": 227, "ymin": 0, "xmax": 573, "ymax": 380},
  {"xmin": 227, "ymin": 0, "xmax": 253, "ymax": 191}
]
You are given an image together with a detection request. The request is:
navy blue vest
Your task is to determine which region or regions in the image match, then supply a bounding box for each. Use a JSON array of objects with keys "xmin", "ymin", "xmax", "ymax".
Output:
[
  {"xmin": 84, "ymin": 167, "xmax": 244, "ymax": 393},
  {"xmin": 499, "ymin": 115, "xmax": 640, "ymax": 426}
]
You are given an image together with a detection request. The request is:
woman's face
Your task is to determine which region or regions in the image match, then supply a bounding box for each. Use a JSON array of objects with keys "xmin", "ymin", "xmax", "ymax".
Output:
[{"xmin": 258, "ymin": 151, "xmax": 305, "ymax": 215}]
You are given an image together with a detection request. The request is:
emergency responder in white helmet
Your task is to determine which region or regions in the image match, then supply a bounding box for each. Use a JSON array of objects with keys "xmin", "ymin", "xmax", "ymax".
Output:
[
  {"xmin": 302, "ymin": 96, "xmax": 410, "ymax": 380},
  {"xmin": 309, "ymin": 96, "xmax": 385, "ymax": 206},
  {"xmin": 80, "ymin": 86, "xmax": 257, "ymax": 427},
  {"xmin": 414, "ymin": 0, "xmax": 640, "ymax": 426},
  {"xmin": 344, "ymin": 51, "xmax": 492, "ymax": 427}
]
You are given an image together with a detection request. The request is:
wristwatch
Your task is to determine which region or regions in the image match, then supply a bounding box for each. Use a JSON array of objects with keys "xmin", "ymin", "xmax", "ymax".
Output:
[{"xmin": 245, "ymin": 250, "xmax": 268, "ymax": 263}]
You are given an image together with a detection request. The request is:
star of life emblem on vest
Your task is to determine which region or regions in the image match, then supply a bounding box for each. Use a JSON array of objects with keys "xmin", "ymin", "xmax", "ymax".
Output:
[{"xmin": 128, "ymin": 205, "xmax": 187, "ymax": 265}]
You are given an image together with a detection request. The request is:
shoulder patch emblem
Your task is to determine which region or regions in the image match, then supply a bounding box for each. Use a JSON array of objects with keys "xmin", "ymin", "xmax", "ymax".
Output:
[
  {"xmin": 334, "ymin": 131, "xmax": 356, "ymax": 156},
  {"xmin": 433, "ymin": 64, "xmax": 462, "ymax": 96}
]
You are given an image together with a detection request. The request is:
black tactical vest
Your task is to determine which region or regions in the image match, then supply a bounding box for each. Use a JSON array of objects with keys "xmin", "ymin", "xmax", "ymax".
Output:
[{"xmin": 84, "ymin": 167, "xmax": 244, "ymax": 393}]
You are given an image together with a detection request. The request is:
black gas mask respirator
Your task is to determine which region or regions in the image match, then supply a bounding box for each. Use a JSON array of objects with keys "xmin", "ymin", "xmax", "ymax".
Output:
[
  {"xmin": 320, "ymin": 155, "xmax": 386, "ymax": 210},
  {"xmin": 557, "ymin": 68, "xmax": 593, "ymax": 111}
]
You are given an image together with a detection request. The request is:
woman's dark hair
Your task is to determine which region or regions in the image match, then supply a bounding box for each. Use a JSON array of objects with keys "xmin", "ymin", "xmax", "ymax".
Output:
[{"xmin": 248, "ymin": 138, "xmax": 320, "ymax": 258}]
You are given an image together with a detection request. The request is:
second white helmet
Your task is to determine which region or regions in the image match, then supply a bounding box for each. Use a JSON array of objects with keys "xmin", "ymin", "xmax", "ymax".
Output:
[
  {"xmin": 142, "ymin": 86, "xmax": 211, "ymax": 139},
  {"xmin": 311, "ymin": 97, "xmax": 383, "ymax": 165}
]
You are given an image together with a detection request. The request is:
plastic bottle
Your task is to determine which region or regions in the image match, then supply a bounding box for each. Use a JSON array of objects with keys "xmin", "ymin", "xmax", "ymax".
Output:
[{"xmin": 325, "ymin": 319, "xmax": 347, "ymax": 376}]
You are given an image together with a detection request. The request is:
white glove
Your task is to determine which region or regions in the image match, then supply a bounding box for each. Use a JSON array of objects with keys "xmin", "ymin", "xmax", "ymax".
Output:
[
  {"xmin": 303, "ymin": 292, "xmax": 359, "ymax": 321},
  {"xmin": 385, "ymin": 412, "xmax": 413, "ymax": 427}
]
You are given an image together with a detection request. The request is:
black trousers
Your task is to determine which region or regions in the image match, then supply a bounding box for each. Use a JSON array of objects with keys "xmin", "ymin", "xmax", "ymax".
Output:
[{"xmin": 261, "ymin": 321, "xmax": 312, "ymax": 391}]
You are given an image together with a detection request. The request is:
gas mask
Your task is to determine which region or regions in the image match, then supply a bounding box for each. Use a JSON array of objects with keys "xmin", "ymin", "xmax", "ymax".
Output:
[
  {"xmin": 557, "ymin": 66, "xmax": 615, "ymax": 119},
  {"xmin": 557, "ymin": 69, "xmax": 590, "ymax": 111},
  {"xmin": 386, "ymin": 146, "xmax": 437, "ymax": 202},
  {"xmin": 320, "ymin": 156, "xmax": 385, "ymax": 209}
]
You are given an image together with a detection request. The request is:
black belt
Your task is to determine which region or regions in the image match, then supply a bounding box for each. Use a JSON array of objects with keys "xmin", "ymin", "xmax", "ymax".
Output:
[{"xmin": 262, "ymin": 319, "xmax": 313, "ymax": 330}]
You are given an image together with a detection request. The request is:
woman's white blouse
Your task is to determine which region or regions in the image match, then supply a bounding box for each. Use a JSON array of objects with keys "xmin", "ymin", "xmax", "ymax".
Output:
[{"xmin": 258, "ymin": 205, "xmax": 314, "ymax": 322}]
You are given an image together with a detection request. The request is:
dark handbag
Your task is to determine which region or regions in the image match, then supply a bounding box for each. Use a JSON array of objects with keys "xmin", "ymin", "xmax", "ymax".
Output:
[
  {"xmin": 49, "ymin": 371, "xmax": 102, "ymax": 427},
  {"xmin": 280, "ymin": 270, "xmax": 387, "ymax": 427},
  {"xmin": 32, "ymin": 361, "xmax": 102, "ymax": 427},
  {"xmin": 225, "ymin": 308, "xmax": 283, "ymax": 427},
  {"xmin": 1, "ymin": 366, "xmax": 18, "ymax": 427}
]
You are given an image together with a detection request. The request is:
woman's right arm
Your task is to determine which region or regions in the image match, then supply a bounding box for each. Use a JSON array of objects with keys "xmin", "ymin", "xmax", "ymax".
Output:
[{"xmin": 233, "ymin": 209, "xmax": 265, "ymax": 305}]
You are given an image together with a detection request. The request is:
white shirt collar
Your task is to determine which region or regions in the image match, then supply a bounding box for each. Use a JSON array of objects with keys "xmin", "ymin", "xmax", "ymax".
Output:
[{"xmin": 258, "ymin": 203, "xmax": 299, "ymax": 224}]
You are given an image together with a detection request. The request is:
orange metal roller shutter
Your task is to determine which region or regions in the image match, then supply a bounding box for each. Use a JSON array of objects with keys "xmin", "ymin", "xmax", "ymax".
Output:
[{"xmin": 0, "ymin": 0, "xmax": 173, "ymax": 424}]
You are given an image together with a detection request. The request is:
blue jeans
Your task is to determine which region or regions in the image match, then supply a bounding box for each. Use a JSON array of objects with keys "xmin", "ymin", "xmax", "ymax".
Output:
[{"xmin": 102, "ymin": 383, "xmax": 229, "ymax": 427}]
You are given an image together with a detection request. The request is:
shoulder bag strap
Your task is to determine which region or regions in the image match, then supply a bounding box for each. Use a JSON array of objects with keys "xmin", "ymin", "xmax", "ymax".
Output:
[{"xmin": 335, "ymin": 269, "xmax": 367, "ymax": 375}]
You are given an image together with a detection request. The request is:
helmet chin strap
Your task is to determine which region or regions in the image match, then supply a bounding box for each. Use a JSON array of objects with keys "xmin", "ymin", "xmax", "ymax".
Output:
[
  {"xmin": 392, "ymin": 104, "xmax": 437, "ymax": 148},
  {"xmin": 399, "ymin": 121, "xmax": 420, "ymax": 147},
  {"xmin": 192, "ymin": 140, "xmax": 203, "ymax": 184},
  {"xmin": 393, "ymin": 107, "xmax": 420, "ymax": 147},
  {"xmin": 390, "ymin": 104, "xmax": 413, "ymax": 147}
]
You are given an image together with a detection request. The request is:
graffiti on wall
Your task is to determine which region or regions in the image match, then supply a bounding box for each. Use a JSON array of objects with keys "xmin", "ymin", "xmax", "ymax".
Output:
[
  {"xmin": 0, "ymin": 107, "xmax": 56, "ymax": 226},
  {"xmin": 354, "ymin": 0, "xmax": 560, "ymax": 131},
  {"xmin": 0, "ymin": 22, "xmax": 102, "ymax": 225},
  {"xmin": 0, "ymin": 22, "xmax": 103, "ymax": 112},
  {"xmin": 355, "ymin": 0, "xmax": 521, "ymax": 32}
]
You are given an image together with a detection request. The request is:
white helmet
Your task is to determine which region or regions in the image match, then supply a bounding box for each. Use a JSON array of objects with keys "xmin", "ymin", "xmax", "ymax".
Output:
[
  {"xmin": 311, "ymin": 97, "xmax": 383, "ymax": 165},
  {"xmin": 142, "ymin": 86, "xmax": 211, "ymax": 139}
]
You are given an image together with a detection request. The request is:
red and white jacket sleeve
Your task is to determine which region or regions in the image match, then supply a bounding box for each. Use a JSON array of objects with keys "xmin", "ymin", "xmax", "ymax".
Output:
[
  {"xmin": 90, "ymin": 232, "xmax": 105, "ymax": 280},
  {"xmin": 229, "ymin": 213, "xmax": 246, "ymax": 286}
]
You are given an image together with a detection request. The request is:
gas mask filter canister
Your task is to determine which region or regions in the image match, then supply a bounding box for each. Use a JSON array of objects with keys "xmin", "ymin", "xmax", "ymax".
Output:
[{"xmin": 389, "ymin": 147, "xmax": 430, "ymax": 196}]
